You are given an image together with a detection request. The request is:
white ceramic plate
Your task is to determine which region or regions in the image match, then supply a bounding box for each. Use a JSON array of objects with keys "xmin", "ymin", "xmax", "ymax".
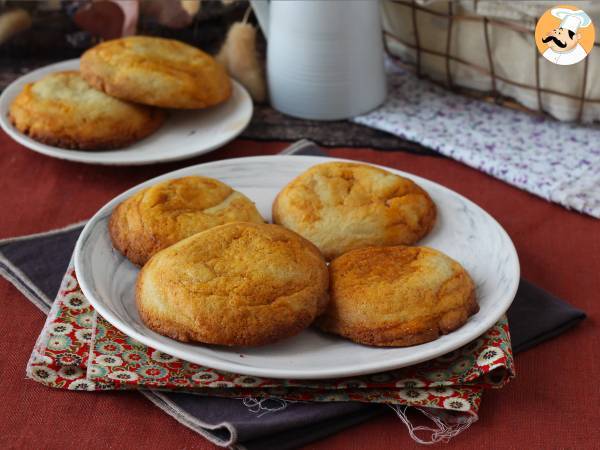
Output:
[
  {"xmin": 75, "ymin": 156, "xmax": 520, "ymax": 379},
  {"xmin": 0, "ymin": 59, "xmax": 253, "ymax": 165}
]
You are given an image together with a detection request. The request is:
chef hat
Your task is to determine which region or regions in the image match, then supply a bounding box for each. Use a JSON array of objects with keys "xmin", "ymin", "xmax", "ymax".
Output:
[{"xmin": 551, "ymin": 8, "xmax": 592, "ymax": 33}]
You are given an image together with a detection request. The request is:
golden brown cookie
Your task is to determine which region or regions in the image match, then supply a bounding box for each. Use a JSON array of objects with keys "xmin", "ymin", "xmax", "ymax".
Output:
[
  {"xmin": 136, "ymin": 222, "xmax": 329, "ymax": 346},
  {"xmin": 272, "ymin": 162, "xmax": 436, "ymax": 260},
  {"xmin": 317, "ymin": 246, "xmax": 478, "ymax": 347},
  {"xmin": 110, "ymin": 176, "xmax": 266, "ymax": 266},
  {"xmin": 81, "ymin": 36, "xmax": 231, "ymax": 109},
  {"xmin": 8, "ymin": 71, "xmax": 165, "ymax": 150}
]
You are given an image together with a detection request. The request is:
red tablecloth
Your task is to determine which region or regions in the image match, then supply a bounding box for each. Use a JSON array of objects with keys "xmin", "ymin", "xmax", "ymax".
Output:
[{"xmin": 0, "ymin": 131, "xmax": 598, "ymax": 449}]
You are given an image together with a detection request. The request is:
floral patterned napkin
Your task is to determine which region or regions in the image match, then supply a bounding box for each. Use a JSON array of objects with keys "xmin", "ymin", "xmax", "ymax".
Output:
[{"xmin": 27, "ymin": 265, "xmax": 515, "ymax": 422}]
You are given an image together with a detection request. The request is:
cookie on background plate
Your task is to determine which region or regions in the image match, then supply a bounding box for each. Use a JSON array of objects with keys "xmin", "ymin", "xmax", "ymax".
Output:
[
  {"xmin": 318, "ymin": 246, "xmax": 478, "ymax": 347},
  {"xmin": 136, "ymin": 222, "xmax": 329, "ymax": 347},
  {"xmin": 273, "ymin": 162, "xmax": 436, "ymax": 260},
  {"xmin": 110, "ymin": 176, "xmax": 266, "ymax": 266},
  {"xmin": 8, "ymin": 71, "xmax": 165, "ymax": 150},
  {"xmin": 81, "ymin": 36, "xmax": 232, "ymax": 109}
]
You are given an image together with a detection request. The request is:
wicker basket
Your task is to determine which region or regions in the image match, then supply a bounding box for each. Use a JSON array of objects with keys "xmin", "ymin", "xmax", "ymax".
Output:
[{"xmin": 381, "ymin": 0, "xmax": 600, "ymax": 123}]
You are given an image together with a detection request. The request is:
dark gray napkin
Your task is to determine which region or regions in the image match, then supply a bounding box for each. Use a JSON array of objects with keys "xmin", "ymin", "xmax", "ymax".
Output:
[{"xmin": 0, "ymin": 141, "xmax": 586, "ymax": 449}]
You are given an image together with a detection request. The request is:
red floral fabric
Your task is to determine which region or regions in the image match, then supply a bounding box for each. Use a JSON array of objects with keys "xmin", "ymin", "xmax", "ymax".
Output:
[{"xmin": 27, "ymin": 266, "xmax": 515, "ymax": 417}]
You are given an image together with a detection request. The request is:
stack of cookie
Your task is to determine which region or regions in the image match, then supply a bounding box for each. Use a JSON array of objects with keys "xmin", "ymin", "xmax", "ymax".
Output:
[
  {"xmin": 109, "ymin": 162, "xmax": 479, "ymax": 348},
  {"xmin": 9, "ymin": 36, "xmax": 231, "ymax": 150}
]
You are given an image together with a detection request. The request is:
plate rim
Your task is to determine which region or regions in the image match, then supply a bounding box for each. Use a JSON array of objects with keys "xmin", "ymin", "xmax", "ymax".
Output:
[
  {"xmin": 74, "ymin": 154, "xmax": 520, "ymax": 379},
  {"xmin": 0, "ymin": 58, "xmax": 253, "ymax": 166}
]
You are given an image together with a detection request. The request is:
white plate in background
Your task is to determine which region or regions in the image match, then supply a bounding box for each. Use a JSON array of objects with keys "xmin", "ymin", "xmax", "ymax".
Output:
[{"xmin": 0, "ymin": 59, "xmax": 253, "ymax": 165}]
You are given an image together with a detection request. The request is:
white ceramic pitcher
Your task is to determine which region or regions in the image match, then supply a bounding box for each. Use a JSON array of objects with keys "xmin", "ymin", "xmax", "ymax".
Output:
[{"xmin": 251, "ymin": 0, "xmax": 387, "ymax": 120}]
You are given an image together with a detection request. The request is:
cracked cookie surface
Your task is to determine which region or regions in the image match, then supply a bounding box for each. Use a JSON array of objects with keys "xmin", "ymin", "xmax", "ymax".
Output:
[
  {"xmin": 272, "ymin": 162, "xmax": 436, "ymax": 259},
  {"xmin": 317, "ymin": 246, "xmax": 478, "ymax": 347},
  {"xmin": 8, "ymin": 71, "xmax": 164, "ymax": 150},
  {"xmin": 136, "ymin": 222, "xmax": 329, "ymax": 346},
  {"xmin": 110, "ymin": 176, "xmax": 265, "ymax": 265},
  {"xmin": 81, "ymin": 36, "xmax": 231, "ymax": 109}
]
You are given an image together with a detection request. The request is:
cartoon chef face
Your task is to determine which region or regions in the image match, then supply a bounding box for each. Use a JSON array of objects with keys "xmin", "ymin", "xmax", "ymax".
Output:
[
  {"xmin": 542, "ymin": 27, "xmax": 581, "ymax": 53},
  {"xmin": 537, "ymin": 7, "xmax": 593, "ymax": 66},
  {"xmin": 542, "ymin": 9, "xmax": 592, "ymax": 52}
]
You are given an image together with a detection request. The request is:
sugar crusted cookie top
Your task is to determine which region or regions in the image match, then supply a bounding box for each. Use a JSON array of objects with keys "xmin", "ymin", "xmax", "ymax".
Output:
[
  {"xmin": 81, "ymin": 36, "xmax": 231, "ymax": 109},
  {"xmin": 8, "ymin": 71, "xmax": 164, "ymax": 150},
  {"xmin": 110, "ymin": 176, "xmax": 266, "ymax": 265},
  {"xmin": 273, "ymin": 162, "xmax": 436, "ymax": 259},
  {"xmin": 318, "ymin": 246, "xmax": 478, "ymax": 347},
  {"xmin": 136, "ymin": 222, "xmax": 329, "ymax": 346}
]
